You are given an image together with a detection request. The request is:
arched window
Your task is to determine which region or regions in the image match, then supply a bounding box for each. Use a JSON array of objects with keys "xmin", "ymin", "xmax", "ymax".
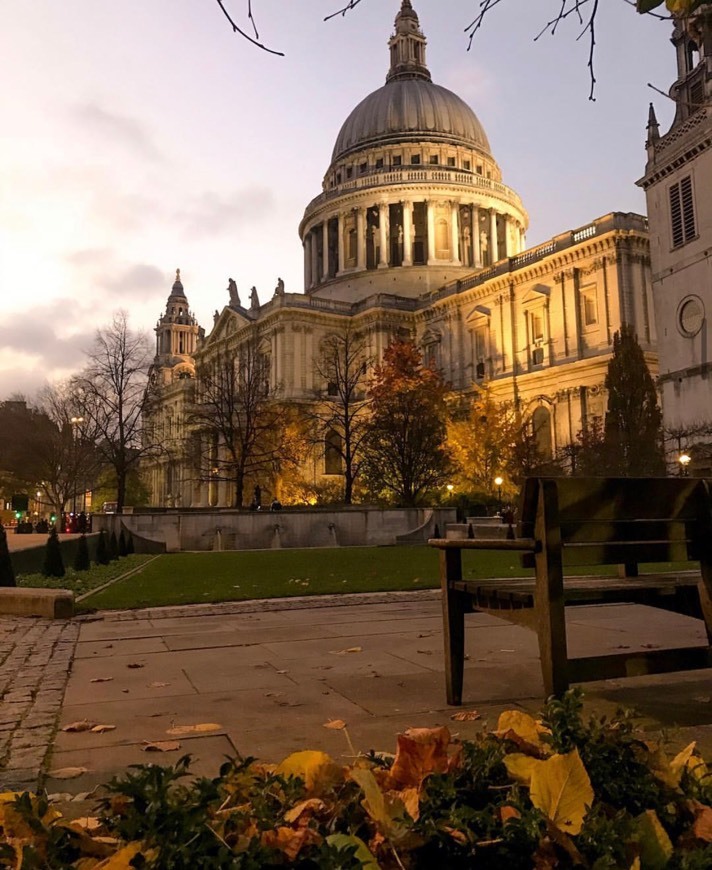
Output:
[
  {"xmin": 324, "ymin": 429, "xmax": 343, "ymax": 475},
  {"xmin": 532, "ymin": 407, "xmax": 553, "ymax": 461}
]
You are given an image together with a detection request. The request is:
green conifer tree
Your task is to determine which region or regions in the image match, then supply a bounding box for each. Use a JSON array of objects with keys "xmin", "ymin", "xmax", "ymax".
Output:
[
  {"xmin": 96, "ymin": 529, "xmax": 110, "ymax": 565},
  {"xmin": 42, "ymin": 527, "xmax": 65, "ymax": 578},
  {"xmin": 603, "ymin": 323, "xmax": 665, "ymax": 476},
  {"xmin": 118, "ymin": 529, "xmax": 128, "ymax": 557},
  {"xmin": 73, "ymin": 533, "xmax": 90, "ymax": 572},
  {"xmin": 126, "ymin": 533, "xmax": 135, "ymax": 555},
  {"xmin": 0, "ymin": 524, "xmax": 16, "ymax": 588},
  {"xmin": 109, "ymin": 530, "xmax": 119, "ymax": 561}
]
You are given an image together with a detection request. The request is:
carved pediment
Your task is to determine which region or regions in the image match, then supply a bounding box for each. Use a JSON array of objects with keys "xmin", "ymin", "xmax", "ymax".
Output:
[
  {"xmin": 465, "ymin": 304, "xmax": 492, "ymax": 324},
  {"xmin": 204, "ymin": 307, "xmax": 252, "ymax": 345}
]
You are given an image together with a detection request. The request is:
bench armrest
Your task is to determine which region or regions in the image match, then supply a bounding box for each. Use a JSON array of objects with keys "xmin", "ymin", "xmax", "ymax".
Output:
[{"xmin": 428, "ymin": 538, "xmax": 537, "ymax": 552}]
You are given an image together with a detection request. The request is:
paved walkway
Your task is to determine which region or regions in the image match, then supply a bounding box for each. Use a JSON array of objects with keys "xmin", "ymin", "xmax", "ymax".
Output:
[
  {"xmin": 6, "ymin": 533, "xmax": 83, "ymax": 553},
  {"xmin": 3, "ymin": 593, "xmax": 712, "ymax": 795}
]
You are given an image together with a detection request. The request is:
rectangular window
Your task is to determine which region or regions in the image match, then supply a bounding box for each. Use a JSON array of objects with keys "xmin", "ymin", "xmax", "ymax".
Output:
[
  {"xmin": 447, "ymin": 156, "xmax": 456, "ymax": 167},
  {"xmin": 670, "ymin": 175, "xmax": 696, "ymax": 248},
  {"xmin": 375, "ymin": 158, "xmax": 384, "ymax": 169},
  {"xmin": 392, "ymin": 155, "xmax": 402, "ymax": 166},
  {"xmin": 429, "ymin": 155, "xmax": 439, "ymax": 164},
  {"xmin": 531, "ymin": 311, "xmax": 544, "ymax": 342},
  {"xmin": 474, "ymin": 327, "xmax": 487, "ymax": 362},
  {"xmin": 360, "ymin": 162, "xmax": 368, "ymax": 174},
  {"xmin": 346, "ymin": 167, "xmax": 353, "ymax": 179},
  {"xmin": 581, "ymin": 286, "xmax": 598, "ymax": 327},
  {"xmin": 411, "ymin": 154, "xmax": 421, "ymax": 165}
]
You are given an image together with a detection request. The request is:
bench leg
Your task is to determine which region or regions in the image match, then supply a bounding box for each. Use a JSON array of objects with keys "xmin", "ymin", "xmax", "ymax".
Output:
[{"xmin": 440, "ymin": 549, "xmax": 466, "ymax": 705}]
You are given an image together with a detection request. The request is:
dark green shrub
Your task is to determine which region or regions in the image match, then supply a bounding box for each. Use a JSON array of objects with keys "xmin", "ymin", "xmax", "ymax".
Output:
[
  {"xmin": 42, "ymin": 527, "xmax": 65, "ymax": 578},
  {"xmin": 118, "ymin": 529, "xmax": 128, "ymax": 557},
  {"xmin": 73, "ymin": 534, "xmax": 90, "ymax": 572},
  {"xmin": 126, "ymin": 533, "xmax": 135, "ymax": 555},
  {"xmin": 0, "ymin": 524, "xmax": 16, "ymax": 588},
  {"xmin": 95, "ymin": 529, "xmax": 110, "ymax": 565}
]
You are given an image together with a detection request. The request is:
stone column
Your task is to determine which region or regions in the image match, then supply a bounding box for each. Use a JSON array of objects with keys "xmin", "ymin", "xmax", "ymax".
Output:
[
  {"xmin": 337, "ymin": 213, "xmax": 345, "ymax": 274},
  {"xmin": 490, "ymin": 209, "xmax": 499, "ymax": 264},
  {"xmin": 505, "ymin": 217, "xmax": 515, "ymax": 257},
  {"xmin": 378, "ymin": 202, "xmax": 389, "ymax": 268},
  {"xmin": 402, "ymin": 200, "xmax": 413, "ymax": 266},
  {"xmin": 450, "ymin": 201, "xmax": 461, "ymax": 265},
  {"xmin": 312, "ymin": 230, "xmax": 319, "ymax": 287},
  {"xmin": 473, "ymin": 205, "xmax": 482, "ymax": 267},
  {"xmin": 519, "ymin": 226, "xmax": 526, "ymax": 253},
  {"xmin": 304, "ymin": 235, "xmax": 312, "ymax": 289},
  {"xmin": 426, "ymin": 201, "xmax": 436, "ymax": 263},
  {"xmin": 322, "ymin": 221, "xmax": 330, "ymax": 281},
  {"xmin": 356, "ymin": 207, "xmax": 366, "ymax": 270}
]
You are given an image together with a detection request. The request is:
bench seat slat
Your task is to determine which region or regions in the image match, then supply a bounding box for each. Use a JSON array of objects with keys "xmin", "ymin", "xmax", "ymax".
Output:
[
  {"xmin": 429, "ymin": 537, "xmax": 536, "ymax": 551},
  {"xmin": 569, "ymin": 646, "xmax": 712, "ymax": 683}
]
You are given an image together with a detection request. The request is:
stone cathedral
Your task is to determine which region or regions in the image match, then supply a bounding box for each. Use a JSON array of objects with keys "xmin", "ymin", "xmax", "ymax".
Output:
[{"xmin": 145, "ymin": 0, "xmax": 656, "ymax": 508}]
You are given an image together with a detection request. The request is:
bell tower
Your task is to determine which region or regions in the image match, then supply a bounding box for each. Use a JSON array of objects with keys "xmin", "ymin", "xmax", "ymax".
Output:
[
  {"xmin": 386, "ymin": 0, "xmax": 431, "ymax": 83},
  {"xmin": 637, "ymin": 8, "xmax": 712, "ymax": 467},
  {"xmin": 153, "ymin": 269, "xmax": 202, "ymax": 385}
]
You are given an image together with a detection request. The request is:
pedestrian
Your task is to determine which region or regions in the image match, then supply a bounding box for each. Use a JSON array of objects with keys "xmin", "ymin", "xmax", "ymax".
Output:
[{"xmin": 253, "ymin": 484, "xmax": 261, "ymax": 508}]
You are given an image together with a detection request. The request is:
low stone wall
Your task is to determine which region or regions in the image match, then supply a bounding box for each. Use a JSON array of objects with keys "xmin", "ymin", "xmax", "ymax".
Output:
[
  {"xmin": 97, "ymin": 507, "xmax": 456, "ymax": 553},
  {"xmin": 11, "ymin": 534, "xmax": 99, "ymax": 577}
]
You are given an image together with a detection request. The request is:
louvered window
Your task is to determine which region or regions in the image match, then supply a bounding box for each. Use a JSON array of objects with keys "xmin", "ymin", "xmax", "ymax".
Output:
[{"xmin": 670, "ymin": 176, "xmax": 696, "ymax": 248}]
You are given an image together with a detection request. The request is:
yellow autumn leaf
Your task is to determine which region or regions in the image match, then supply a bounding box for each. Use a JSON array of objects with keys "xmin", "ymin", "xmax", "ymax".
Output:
[
  {"xmin": 350, "ymin": 767, "xmax": 408, "ymax": 835},
  {"xmin": 504, "ymin": 752, "xmax": 542, "ymax": 786},
  {"xmin": 495, "ymin": 710, "xmax": 550, "ymax": 752},
  {"xmin": 634, "ymin": 809, "xmax": 673, "ymax": 870},
  {"xmin": 671, "ymin": 741, "xmax": 697, "ymax": 777},
  {"xmin": 529, "ymin": 749, "xmax": 593, "ymax": 835},
  {"xmin": 165, "ymin": 723, "xmax": 222, "ymax": 736},
  {"xmin": 94, "ymin": 842, "xmax": 155, "ymax": 868},
  {"xmin": 276, "ymin": 750, "xmax": 343, "ymax": 794}
]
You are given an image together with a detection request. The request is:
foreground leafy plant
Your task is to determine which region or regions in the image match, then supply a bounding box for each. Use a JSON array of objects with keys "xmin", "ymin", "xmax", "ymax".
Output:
[{"xmin": 4, "ymin": 691, "xmax": 712, "ymax": 867}]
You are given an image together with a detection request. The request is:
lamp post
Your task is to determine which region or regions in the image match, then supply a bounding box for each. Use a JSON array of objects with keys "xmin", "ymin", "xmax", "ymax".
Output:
[
  {"xmin": 70, "ymin": 416, "xmax": 84, "ymax": 521},
  {"xmin": 679, "ymin": 453, "xmax": 691, "ymax": 477},
  {"xmin": 494, "ymin": 476, "xmax": 504, "ymax": 515}
]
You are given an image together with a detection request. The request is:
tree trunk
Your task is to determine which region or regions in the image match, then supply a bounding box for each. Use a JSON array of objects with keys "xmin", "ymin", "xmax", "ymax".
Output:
[{"xmin": 116, "ymin": 470, "xmax": 127, "ymax": 514}]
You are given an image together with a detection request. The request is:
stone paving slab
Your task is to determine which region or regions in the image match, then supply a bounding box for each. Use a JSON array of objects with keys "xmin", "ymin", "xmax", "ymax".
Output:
[{"xmin": 6, "ymin": 590, "xmax": 712, "ymax": 797}]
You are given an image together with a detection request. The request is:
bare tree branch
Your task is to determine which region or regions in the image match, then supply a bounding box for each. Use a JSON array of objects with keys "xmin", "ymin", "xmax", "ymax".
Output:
[{"xmin": 214, "ymin": 0, "xmax": 284, "ymax": 56}]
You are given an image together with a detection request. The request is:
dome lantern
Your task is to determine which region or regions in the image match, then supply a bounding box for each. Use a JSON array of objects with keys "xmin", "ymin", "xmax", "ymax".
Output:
[{"xmin": 387, "ymin": 0, "xmax": 431, "ymax": 84}]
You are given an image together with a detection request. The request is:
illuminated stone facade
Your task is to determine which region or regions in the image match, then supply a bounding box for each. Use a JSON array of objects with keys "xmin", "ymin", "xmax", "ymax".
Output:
[{"xmin": 145, "ymin": 1, "xmax": 657, "ymax": 507}]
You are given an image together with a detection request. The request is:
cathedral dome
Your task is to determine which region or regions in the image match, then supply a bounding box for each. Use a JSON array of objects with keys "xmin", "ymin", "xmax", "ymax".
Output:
[{"xmin": 332, "ymin": 80, "xmax": 491, "ymax": 163}]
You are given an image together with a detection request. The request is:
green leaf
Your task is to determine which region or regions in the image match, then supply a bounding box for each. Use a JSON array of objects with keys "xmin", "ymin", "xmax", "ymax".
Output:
[
  {"xmin": 634, "ymin": 810, "xmax": 673, "ymax": 870},
  {"xmin": 326, "ymin": 834, "xmax": 379, "ymax": 869}
]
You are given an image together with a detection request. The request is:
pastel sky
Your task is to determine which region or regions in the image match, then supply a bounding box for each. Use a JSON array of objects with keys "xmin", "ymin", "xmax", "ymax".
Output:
[{"xmin": 0, "ymin": 0, "xmax": 677, "ymax": 399}]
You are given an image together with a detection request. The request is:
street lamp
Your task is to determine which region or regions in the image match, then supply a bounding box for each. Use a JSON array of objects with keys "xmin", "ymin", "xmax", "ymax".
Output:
[
  {"xmin": 494, "ymin": 476, "xmax": 504, "ymax": 514},
  {"xmin": 679, "ymin": 453, "xmax": 691, "ymax": 477},
  {"xmin": 70, "ymin": 416, "xmax": 84, "ymax": 520}
]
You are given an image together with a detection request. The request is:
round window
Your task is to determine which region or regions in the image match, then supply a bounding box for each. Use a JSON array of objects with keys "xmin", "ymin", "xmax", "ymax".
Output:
[{"xmin": 678, "ymin": 296, "xmax": 705, "ymax": 337}]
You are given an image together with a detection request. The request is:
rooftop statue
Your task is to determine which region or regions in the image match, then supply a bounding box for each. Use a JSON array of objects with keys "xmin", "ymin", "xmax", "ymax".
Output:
[
  {"xmin": 250, "ymin": 286, "xmax": 260, "ymax": 310},
  {"xmin": 228, "ymin": 278, "xmax": 240, "ymax": 307}
]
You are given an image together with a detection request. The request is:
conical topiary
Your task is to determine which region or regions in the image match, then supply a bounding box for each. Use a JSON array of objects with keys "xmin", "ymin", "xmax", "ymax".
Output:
[
  {"xmin": 109, "ymin": 530, "xmax": 119, "ymax": 561},
  {"xmin": 0, "ymin": 524, "xmax": 16, "ymax": 588},
  {"xmin": 467, "ymin": 523, "xmax": 475, "ymax": 540},
  {"xmin": 42, "ymin": 527, "xmax": 65, "ymax": 578},
  {"xmin": 433, "ymin": 524, "xmax": 441, "ymax": 539},
  {"xmin": 118, "ymin": 529, "xmax": 128, "ymax": 557},
  {"xmin": 126, "ymin": 533, "xmax": 135, "ymax": 555},
  {"xmin": 96, "ymin": 529, "xmax": 110, "ymax": 565},
  {"xmin": 73, "ymin": 533, "xmax": 90, "ymax": 572}
]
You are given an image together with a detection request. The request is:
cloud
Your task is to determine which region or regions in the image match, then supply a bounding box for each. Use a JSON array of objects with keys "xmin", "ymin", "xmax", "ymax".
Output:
[
  {"xmin": 103, "ymin": 263, "xmax": 166, "ymax": 298},
  {"xmin": 71, "ymin": 101, "xmax": 162, "ymax": 162},
  {"xmin": 180, "ymin": 187, "xmax": 277, "ymax": 235},
  {"xmin": 0, "ymin": 307, "xmax": 93, "ymax": 375},
  {"xmin": 65, "ymin": 250, "xmax": 168, "ymax": 300}
]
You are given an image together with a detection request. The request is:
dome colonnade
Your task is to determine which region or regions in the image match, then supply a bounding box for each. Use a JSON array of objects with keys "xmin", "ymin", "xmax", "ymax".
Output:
[{"xmin": 299, "ymin": 0, "xmax": 528, "ymax": 299}]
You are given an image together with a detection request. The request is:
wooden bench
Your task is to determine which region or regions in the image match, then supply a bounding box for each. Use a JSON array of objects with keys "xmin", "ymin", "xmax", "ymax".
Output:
[{"xmin": 429, "ymin": 477, "xmax": 712, "ymax": 704}]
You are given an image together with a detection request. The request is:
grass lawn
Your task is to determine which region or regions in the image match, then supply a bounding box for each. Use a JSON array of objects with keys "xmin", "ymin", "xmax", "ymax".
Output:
[
  {"xmin": 80, "ymin": 547, "xmax": 695, "ymax": 611},
  {"xmin": 18, "ymin": 555, "xmax": 154, "ymax": 598}
]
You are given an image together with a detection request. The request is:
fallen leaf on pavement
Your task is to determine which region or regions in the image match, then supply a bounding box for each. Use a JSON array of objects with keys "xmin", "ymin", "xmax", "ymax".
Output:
[
  {"xmin": 127, "ymin": 663, "xmax": 144, "ymax": 669},
  {"xmin": 48, "ymin": 767, "xmax": 88, "ymax": 780},
  {"xmin": 62, "ymin": 720, "xmax": 95, "ymax": 733},
  {"xmin": 142, "ymin": 740, "xmax": 181, "ymax": 752},
  {"xmin": 91, "ymin": 724, "xmax": 116, "ymax": 734},
  {"xmin": 417, "ymin": 649, "xmax": 433, "ymax": 655},
  {"xmin": 166, "ymin": 723, "xmax": 222, "ymax": 736},
  {"xmin": 148, "ymin": 681, "xmax": 170, "ymax": 688},
  {"xmin": 331, "ymin": 646, "xmax": 363, "ymax": 655},
  {"xmin": 90, "ymin": 677, "xmax": 113, "ymax": 684},
  {"xmin": 450, "ymin": 710, "xmax": 481, "ymax": 722},
  {"xmin": 323, "ymin": 720, "xmax": 347, "ymax": 730},
  {"xmin": 72, "ymin": 817, "xmax": 103, "ymax": 832}
]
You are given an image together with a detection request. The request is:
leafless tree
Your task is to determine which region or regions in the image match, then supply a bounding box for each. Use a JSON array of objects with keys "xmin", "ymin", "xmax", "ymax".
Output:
[
  {"xmin": 72, "ymin": 311, "xmax": 156, "ymax": 513},
  {"xmin": 306, "ymin": 325, "xmax": 372, "ymax": 504},
  {"xmin": 188, "ymin": 331, "xmax": 287, "ymax": 507}
]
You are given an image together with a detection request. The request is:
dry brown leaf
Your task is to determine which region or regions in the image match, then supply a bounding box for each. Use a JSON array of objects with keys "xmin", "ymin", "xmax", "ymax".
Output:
[
  {"xmin": 62, "ymin": 720, "xmax": 95, "ymax": 733},
  {"xmin": 500, "ymin": 805, "xmax": 522, "ymax": 824},
  {"xmin": 443, "ymin": 826, "xmax": 468, "ymax": 846},
  {"xmin": 127, "ymin": 663, "xmax": 144, "ymax": 669},
  {"xmin": 90, "ymin": 677, "xmax": 113, "ymax": 684},
  {"xmin": 450, "ymin": 710, "xmax": 481, "ymax": 722},
  {"xmin": 386, "ymin": 726, "xmax": 455, "ymax": 790},
  {"xmin": 331, "ymin": 646, "xmax": 363, "ymax": 655},
  {"xmin": 283, "ymin": 798, "xmax": 327, "ymax": 825},
  {"xmin": 166, "ymin": 723, "xmax": 222, "ymax": 736},
  {"xmin": 148, "ymin": 681, "xmax": 170, "ymax": 688},
  {"xmin": 416, "ymin": 649, "xmax": 433, "ymax": 655},
  {"xmin": 692, "ymin": 805, "xmax": 712, "ymax": 842},
  {"xmin": 48, "ymin": 767, "xmax": 88, "ymax": 780},
  {"xmin": 261, "ymin": 827, "xmax": 321, "ymax": 862},
  {"xmin": 142, "ymin": 740, "xmax": 182, "ymax": 752},
  {"xmin": 91, "ymin": 724, "xmax": 116, "ymax": 734},
  {"xmin": 323, "ymin": 719, "xmax": 347, "ymax": 730},
  {"xmin": 72, "ymin": 817, "xmax": 103, "ymax": 833}
]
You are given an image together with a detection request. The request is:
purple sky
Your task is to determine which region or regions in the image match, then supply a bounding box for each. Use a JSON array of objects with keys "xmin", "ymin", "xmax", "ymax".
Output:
[{"xmin": 0, "ymin": 0, "xmax": 677, "ymax": 398}]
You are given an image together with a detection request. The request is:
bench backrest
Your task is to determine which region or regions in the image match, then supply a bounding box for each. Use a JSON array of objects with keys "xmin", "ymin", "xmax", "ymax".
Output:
[{"xmin": 519, "ymin": 477, "xmax": 712, "ymax": 567}]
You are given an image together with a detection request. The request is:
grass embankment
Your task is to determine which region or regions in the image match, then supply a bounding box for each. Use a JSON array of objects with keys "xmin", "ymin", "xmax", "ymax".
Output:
[
  {"xmin": 18, "ymin": 554, "xmax": 154, "ymax": 598},
  {"xmin": 79, "ymin": 547, "xmax": 694, "ymax": 611}
]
